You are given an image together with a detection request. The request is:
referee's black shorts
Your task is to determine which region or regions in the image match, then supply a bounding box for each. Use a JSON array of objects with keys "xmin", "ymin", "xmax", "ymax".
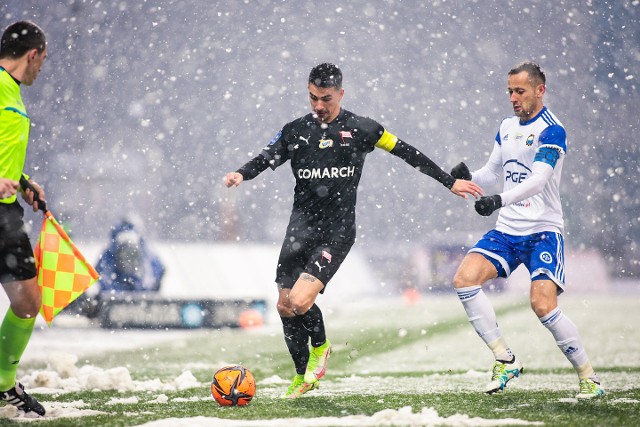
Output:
[
  {"xmin": 0, "ymin": 201, "xmax": 37, "ymax": 283},
  {"xmin": 275, "ymin": 233, "xmax": 354, "ymax": 294}
]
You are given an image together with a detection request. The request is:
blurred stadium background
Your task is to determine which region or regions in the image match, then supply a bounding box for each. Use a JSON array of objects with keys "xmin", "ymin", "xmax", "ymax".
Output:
[{"xmin": 2, "ymin": 1, "xmax": 638, "ymax": 296}]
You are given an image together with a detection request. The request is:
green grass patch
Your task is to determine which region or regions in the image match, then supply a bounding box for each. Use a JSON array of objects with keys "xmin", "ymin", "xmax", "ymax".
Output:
[
  {"xmin": 8, "ymin": 298, "xmax": 638, "ymax": 426},
  {"xmin": 6, "ymin": 387, "xmax": 638, "ymax": 427}
]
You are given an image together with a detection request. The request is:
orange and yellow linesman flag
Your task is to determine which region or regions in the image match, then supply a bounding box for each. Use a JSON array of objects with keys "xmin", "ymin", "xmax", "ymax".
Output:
[{"xmin": 34, "ymin": 211, "xmax": 100, "ymax": 325}]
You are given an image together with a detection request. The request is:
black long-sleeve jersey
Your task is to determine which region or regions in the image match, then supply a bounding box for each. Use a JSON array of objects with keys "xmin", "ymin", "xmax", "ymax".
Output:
[{"xmin": 237, "ymin": 108, "xmax": 455, "ymax": 242}]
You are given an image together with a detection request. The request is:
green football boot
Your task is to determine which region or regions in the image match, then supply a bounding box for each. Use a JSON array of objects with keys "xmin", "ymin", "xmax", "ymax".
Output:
[
  {"xmin": 576, "ymin": 378, "xmax": 605, "ymax": 399},
  {"xmin": 485, "ymin": 358, "xmax": 524, "ymax": 394},
  {"xmin": 281, "ymin": 374, "xmax": 319, "ymax": 399},
  {"xmin": 304, "ymin": 339, "xmax": 332, "ymax": 384}
]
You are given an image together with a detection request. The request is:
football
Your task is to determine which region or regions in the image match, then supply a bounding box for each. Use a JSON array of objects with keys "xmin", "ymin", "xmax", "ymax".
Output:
[{"xmin": 211, "ymin": 365, "xmax": 256, "ymax": 406}]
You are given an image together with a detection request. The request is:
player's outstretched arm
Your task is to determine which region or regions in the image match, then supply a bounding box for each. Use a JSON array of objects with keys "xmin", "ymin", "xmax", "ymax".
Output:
[
  {"xmin": 226, "ymin": 154, "xmax": 271, "ymax": 188},
  {"xmin": 474, "ymin": 160, "xmax": 555, "ymax": 216},
  {"xmin": 388, "ymin": 140, "xmax": 481, "ymax": 198},
  {"xmin": 224, "ymin": 172, "xmax": 244, "ymax": 188}
]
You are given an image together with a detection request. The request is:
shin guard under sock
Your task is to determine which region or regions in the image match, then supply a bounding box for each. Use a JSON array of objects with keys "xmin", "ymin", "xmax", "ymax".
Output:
[
  {"xmin": 300, "ymin": 304, "xmax": 327, "ymax": 348},
  {"xmin": 281, "ymin": 315, "xmax": 310, "ymax": 375},
  {"xmin": 0, "ymin": 308, "xmax": 36, "ymax": 391}
]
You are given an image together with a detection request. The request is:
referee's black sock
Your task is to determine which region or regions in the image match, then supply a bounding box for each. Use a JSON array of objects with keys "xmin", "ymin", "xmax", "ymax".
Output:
[
  {"xmin": 300, "ymin": 304, "xmax": 327, "ymax": 348},
  {"xmin": 281, "ymin": 316, "xmax": 309, "ymax": 375}
]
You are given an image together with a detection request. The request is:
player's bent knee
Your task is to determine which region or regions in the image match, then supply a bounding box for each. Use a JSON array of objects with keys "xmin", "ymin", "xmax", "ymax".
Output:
[
  {"xmin": 452, "ymin": 272, "xmax": 465, "ymax": 289},
  {"xmin": 530, "ymin": 299, "xmax": 555, "ymax": 318},
  {"xmin": 276, "ymin": 301, "xmax": 294, "ymax": 317},
  {"xmin": 289, "ymin": 299, "xmax": 310, "ymax": 316},
  {"xmin": 277, "ymin": 308, "xmax": 295, "ymax": 317},
  {"xmin": 453, "ymin": 269, "xmax": 480, "ymax": 289}
]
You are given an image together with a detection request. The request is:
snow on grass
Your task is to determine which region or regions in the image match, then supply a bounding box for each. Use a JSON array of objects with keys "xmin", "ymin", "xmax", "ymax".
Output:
[
  {"xmin": 337, "ymin": 293, "xmax": 640, "ymax": 374},
  {"xmin": 136, "ymin": 406, "xmax": 544, "ymax": 427},
  {"xmin": 1, "ymin": 293, "xmax": 637, "ymax": 424}
]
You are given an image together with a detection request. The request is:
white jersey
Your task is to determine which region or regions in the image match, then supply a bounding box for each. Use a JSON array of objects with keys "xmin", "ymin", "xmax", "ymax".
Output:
[{"xmin": 490, "ymin": 107, "xmax": 566, "ymax": 235}]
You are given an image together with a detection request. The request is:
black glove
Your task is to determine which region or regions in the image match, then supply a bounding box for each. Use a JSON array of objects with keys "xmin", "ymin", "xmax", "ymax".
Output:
[
  {"xmin": 450, "ymin": 162, "xmax": 472, "ymax": 180},
  {"xmin": 475, "ymin": 195, "xmax": 502, "ymax": 216}
]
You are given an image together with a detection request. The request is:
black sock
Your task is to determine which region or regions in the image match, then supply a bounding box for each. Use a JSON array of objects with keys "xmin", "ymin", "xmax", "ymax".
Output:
[
  {"xmin": 300, "ymin": 304, "xmax": 326, "ymax": 348},
  {"xmin": 281, "ymin": 316, "xmax": 309, "ymax": 375}
]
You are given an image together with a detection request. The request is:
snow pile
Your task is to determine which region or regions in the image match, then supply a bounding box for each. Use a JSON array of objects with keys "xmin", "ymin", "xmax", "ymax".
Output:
[
  {"xmin": 0, "ymin": 400, "xmax": 106, "ymax": 421},
  {"xmin": 0, "ymin": 352, "xmax": 203, "ymax": 421},
  {"xmin": 20, "ymin": 352, "xmax": 201, "ymax": 394}
]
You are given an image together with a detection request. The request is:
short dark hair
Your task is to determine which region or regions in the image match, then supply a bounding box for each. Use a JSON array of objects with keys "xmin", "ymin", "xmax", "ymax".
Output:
[
  {"xmin": 508, "ymin": 61, "xmax": 546, "ymax": 86},
  {"xmin": 308, "ymin": 63, "xmax": 342, "ymax": 89},
  {"xmin": 0, "ymin": 21, "xmax": 46, "ymax": 59}
]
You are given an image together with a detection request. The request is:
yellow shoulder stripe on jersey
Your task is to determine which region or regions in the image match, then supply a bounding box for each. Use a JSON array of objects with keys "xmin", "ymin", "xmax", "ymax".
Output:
[{"xmin": 375, "ymin": 130, "xmax": 398, "ymax": 152}]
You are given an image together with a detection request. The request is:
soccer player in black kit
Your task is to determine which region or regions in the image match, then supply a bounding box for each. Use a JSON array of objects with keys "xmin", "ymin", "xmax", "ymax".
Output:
[{"xmin": 225, "ymin": 63, "xmax": 482, "ymax": 398}]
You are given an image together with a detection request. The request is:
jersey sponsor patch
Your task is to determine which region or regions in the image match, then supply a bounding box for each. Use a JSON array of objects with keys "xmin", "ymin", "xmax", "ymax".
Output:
[
  {"xmin": 268, "ymin": 130, "xmax": 282, "ymax": 146},
  {"xmin": 297, "ymin": 166, "xmax": 356, "ymax": 179}
]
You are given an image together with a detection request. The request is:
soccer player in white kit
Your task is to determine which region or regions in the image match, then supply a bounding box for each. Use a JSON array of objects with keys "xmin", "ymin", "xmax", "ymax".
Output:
[{"xmin": 450, "ymin": 62, "xmax": 604, "ymax": 398}]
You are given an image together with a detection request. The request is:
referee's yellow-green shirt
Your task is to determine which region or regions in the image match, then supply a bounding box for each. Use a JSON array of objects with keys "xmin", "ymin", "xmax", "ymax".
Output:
[{"xmin": 0, "ymin": 67, "xmax": 30, "ymax": 204}]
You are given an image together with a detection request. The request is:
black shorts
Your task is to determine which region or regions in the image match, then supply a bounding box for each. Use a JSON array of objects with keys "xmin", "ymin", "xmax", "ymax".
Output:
[
  {"xmin": 0, "ymin": 202, "xmax": 37, "ymax": 283},
  {"xmin": 275, "ymin": 233, "xmax": 354, "ymax": 293}
]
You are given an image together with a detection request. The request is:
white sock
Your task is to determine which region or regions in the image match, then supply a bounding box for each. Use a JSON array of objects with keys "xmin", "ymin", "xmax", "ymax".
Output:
[
  {"xmin": 456, "ymin": 286, "xmax": 512, "ymax": 361},
  {"xmin": 540, "ymin": 307, "xmax": 595, "ymax": 379}
]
